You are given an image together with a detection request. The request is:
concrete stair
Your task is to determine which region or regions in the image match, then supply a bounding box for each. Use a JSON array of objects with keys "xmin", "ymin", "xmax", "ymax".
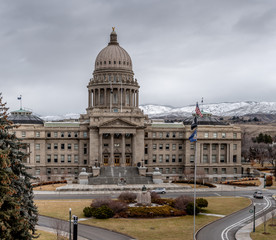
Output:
[{"xmin": 88, "ymin": 166, "xmax": 153, "ymax": 185}]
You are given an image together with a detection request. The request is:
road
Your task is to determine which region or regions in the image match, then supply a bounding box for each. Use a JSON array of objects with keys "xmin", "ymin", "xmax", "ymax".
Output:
[
  {"xmin": 38, "ymin": 215, "xmax": 133, "ymax": 240},
  {"xmin": 196, "ymin": 193, "xmax": 276, "ymax": 240}
]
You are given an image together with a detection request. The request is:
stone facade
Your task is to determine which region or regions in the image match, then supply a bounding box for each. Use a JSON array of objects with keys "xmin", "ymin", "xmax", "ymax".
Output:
[{"xmin": 9, "ymin": 29, "xmax": 243, "ymax": 183}]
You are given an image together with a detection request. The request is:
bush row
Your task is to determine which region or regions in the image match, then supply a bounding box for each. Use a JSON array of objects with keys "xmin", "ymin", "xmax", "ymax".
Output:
[{"xmin": 32, "ymin": 180, "xmax": 67, "ymax": 187}]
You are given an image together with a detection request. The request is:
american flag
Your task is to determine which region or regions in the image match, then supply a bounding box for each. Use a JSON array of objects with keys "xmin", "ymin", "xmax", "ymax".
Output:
[{"xmin": 195, "ymin": 102, "xmax": 203, "ymax": 117}]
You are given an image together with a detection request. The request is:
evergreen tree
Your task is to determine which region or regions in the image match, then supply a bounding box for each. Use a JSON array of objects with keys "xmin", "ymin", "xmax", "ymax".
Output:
[{"xmin": 0, "ymin": 94, "xmax": 38, "ymax": 239}]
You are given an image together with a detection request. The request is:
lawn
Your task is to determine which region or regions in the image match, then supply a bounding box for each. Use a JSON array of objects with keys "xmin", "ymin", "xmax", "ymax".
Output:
[
  {"xmin": 33, "ymin": 184, "xmax": 67, "ymax": 191},
  {"xmin": 36, "ymin": 229, "xmax": 65, "ymax": 240},
  {"xmin": 251, "ymin": 218, "xmax": 276, "ymax": 240},
  {"xmin": 35, "ymin": 197, "xmax": 250, "ymax": 240}
]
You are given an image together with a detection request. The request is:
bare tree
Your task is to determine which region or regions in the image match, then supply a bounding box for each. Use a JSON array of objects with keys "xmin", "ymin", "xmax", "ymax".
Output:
[{"xmin": 51, "ymin": 219, "xmax": 68, "ymax": 240}]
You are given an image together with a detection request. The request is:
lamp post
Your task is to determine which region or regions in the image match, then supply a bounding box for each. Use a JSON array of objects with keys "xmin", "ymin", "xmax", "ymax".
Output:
[
  {"xmin": 253, "ymin": 204, "xmax": 256, "ymax": 232},
  {"xmin": 69, "ymin": 208, "xmax": 72, "ymax": 240}
]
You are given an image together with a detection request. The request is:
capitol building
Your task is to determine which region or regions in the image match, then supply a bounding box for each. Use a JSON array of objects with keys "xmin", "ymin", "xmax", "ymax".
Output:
[{"xmin": 8, "ymin": 29, "xmax": 243, "ymax": 184}]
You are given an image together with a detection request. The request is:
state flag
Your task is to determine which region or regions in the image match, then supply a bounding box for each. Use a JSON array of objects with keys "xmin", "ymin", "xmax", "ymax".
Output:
[{"xmin": 189, "ymin": 129, "xmax": 197, "ymax": 142}]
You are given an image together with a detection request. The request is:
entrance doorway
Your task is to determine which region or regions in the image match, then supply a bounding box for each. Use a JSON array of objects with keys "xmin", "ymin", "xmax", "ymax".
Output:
[
  {"xmin": 126, "ymin": 156, "xmax": 131, "ymax": 166},
  {"xmin": 103, "ymin": 155, "xmax": 109, "ymax": 166},
  {"xmin": 114, "ymin": 155, "xmax": 120, "ymax": 166}
]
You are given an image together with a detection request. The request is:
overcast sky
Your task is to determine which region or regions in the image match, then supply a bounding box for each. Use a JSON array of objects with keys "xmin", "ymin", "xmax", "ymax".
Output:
[{"xmin": 1, "ymin": 0, "xmax": 276, "ymax": 116}]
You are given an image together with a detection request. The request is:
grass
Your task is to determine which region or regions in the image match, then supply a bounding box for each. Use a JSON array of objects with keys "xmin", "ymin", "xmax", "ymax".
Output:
[
  {"xmin": 36, "ymin": 230, "xmax": 62, "ymax": 240},
  {"xmin": 35, "ymin": 197, "xmax": 250, "ymax": 240},
  {"xmin": 33, "ymin": 184, "xmax": 67, "ymax": 191},
  {"xmin": 251, "ymin": 218, "xmax": 276, "ymax": 240}
]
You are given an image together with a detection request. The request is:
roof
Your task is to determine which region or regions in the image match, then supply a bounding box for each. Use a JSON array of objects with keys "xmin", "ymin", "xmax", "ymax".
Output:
[
  {"xmin": 152, "ymin": 123, "xmax": 184, "ymax": 128},
  {"xmin": 8, "ymin": 109, "xmax": 44, "ymax": 125},
  {"xmin": 44, "ymin": 122, "xmax": 80, "ymax": 128},
  {"xmin": 183, "ymin": 116, "xmax": 227, "ymax": 126}
]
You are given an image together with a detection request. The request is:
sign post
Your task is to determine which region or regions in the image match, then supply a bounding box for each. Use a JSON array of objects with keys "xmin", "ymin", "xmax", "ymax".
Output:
[
  {"xmin": 69, "ymin": 208, "xmax": 72, "ymax": 240},
  {"xmin": 73, "ymin": 215, "xmax": 78, "ymax": 240}
]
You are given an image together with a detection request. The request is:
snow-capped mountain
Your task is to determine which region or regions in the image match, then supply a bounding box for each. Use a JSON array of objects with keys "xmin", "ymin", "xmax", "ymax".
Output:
[{"xmin": 41, "ymin": 101, "xmax": 276, "ymax": 121}]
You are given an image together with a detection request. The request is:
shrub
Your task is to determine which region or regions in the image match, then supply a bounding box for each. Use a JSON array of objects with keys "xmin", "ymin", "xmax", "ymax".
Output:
[
  {"xmin": 266, "ymin": 176, "xmax": 273, "ymax": 187},
  {"xmin": 93, "ymin": 205, "xmax": 114, "ymax": 219},
  {"xmin": 83, "ymin": 207, "xmax": 94, "ymax": 217},
  {"xmin": 196, "ymin": 198, "xmax": 208, "ymax": 208},
  {"xmin": 91, "ymin": 198, "xmax": 111, "ymax": 208},
  {"xmin": 150, "ymin": 192, "xmax": 161, "ymax": 202},
  {"xmin": 186, "ymin": 202, "xmax": 200, "ymax": 215},
  {"xmin": 118, "ymin": 192, "xmax": 137, "ymax": 203},
  {"xmin": 174, "ymin": 195, "xmax": 193, "ymax": 211},
  {"xmin": 127, "ymin": 205, "xmax": 185, "ymax": 218},
  {"xmin": 108, "ymin": 200, "xmax": 128, "ymax": 214},
  {"xmin": 152, "ymin": 198, "xmax": 175, "ymax": 207}
]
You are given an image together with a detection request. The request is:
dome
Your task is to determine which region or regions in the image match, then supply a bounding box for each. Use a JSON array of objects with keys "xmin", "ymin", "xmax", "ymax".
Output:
[
  {"xmin": 94, "ymin": 29, "xmax": 133, "ymax": 72},
  {"xmin": 8, "ymin": 109, "xmax": 44, "ymax": 125}
]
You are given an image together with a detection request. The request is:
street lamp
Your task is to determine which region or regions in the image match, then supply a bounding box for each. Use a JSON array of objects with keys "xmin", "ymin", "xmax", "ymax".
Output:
[{"xmin": 69, "ymin": 208, "xmax": 72, "ymax": 240}]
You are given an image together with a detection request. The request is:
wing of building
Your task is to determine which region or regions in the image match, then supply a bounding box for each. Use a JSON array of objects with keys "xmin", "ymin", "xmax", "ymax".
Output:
[{"xmin": 8, "ymin": 29, "xmax": 245, "ymax": 184}]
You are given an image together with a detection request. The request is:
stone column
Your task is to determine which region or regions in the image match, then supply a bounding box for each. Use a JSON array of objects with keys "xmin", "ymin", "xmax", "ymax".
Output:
[
  {"xmin": 122, "ymin": 134, "xmax": 125, "ymax": 166},
  {"xmin": 104, "ymin": 88, "xmax": 106, "ymax": 106},
  {"xmin": 98, "ymin": 88, "xmax": 100, "ymax": 106},
  {"xmin": 88, "ymin": 90, "xmax": 91, "ymax": 108},
  {"xmin": 92, "ymin": 89, "xmax": 95, "ymax": 107},
  {"xmin": 201, "ymin": 143, "xmax": 203, "ymax": 163},
  {"xmin": 132, "ymin": 133, "xmax": 136, "ymax": 165},
  {"xmin": 137, "ymin": 90, "xmax": 139, "ymax": 107},
  {"xmin": 218, "ymin": 143, "xmax": 221, "ymax": 163},
  {"xmin": 130, "ymin": 89, "xmax": 133, "ymax": 107},
  {"xmin": 110, "ymin": 134, "xmax": 114, "ymax": 166},
  {"xmin": 99, "ymin": 134, "xmax": 102, "ymax": 165},
  {"xmin": 209, "ymin": 143, "xmax": 212, "ymax": 164}
]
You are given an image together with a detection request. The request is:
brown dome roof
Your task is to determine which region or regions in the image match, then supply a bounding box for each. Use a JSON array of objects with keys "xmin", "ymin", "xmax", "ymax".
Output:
[{"xmin": 94, "ymin": 29, "xmax": 132, "ymax": 72}]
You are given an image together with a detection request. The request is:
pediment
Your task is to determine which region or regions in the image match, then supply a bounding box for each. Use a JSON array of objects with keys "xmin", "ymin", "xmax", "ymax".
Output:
[{"xmin": 100, "ymin": 118, "xmax": 138, "ymax": 128}]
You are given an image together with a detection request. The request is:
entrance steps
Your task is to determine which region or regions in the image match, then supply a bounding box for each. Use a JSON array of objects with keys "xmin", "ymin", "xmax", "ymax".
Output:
[{"xmin": 88, "ymin": 166, "xmax": 153, "ymax": 185}]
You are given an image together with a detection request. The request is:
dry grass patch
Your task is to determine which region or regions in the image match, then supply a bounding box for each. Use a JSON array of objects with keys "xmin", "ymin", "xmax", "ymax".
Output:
[
  {"xmin": 175, "ymin": 183, "xmax": 208, "ymax": 188},
  {"xmin": 36, "ymin": 230, "xmax": 63, "ymax": 240},
  {"xmin": 251, "ymin": 218, "xmax": 276, "ymax": 240},
  {"xmin": 33, "ymin": 184, "xmax": 67, "ymax": 191}
]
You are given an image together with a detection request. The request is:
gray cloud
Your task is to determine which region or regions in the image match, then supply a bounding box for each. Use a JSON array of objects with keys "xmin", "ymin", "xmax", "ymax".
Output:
[{"xmin": 1, "ymin": 0, "xmax": 276, "ymax": 115}]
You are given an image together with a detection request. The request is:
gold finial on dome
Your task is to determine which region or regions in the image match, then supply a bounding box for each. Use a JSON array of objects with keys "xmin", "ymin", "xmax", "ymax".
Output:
[{"xmin": 109, "ymin": 27, "xmax": 118, "ymax": 45}]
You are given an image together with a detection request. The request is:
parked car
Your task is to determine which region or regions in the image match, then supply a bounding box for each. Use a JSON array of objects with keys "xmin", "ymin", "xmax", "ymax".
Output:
[
  {"xmin": 151, "ymin": 187, "xmax": 166, "ymax": 194},
  {"xmin": 253, "ymin": 191, "xmax": 263, "ymax": 199}
]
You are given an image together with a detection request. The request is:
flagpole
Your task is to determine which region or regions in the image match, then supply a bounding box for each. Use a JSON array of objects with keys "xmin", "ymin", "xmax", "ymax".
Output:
[{"xmin": 193, "ymin": 125, "xmax": 197, "ymax": 240}]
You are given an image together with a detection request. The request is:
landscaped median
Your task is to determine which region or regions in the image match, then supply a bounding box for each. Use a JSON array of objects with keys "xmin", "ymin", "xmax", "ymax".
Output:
[{"xmin": 35, "ymin": 196, "xmax": 250, "ymax": 240}]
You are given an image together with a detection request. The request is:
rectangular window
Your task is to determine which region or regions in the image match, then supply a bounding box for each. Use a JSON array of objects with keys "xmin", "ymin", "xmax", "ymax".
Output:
[
  {"xmin": 153, "ymin": 155, "xmax": 156, "ymax": 163},
  {"xmin": 222, "ymin": 168, "xmax": 226, "ymax": 174},
  {"xmin": 35, "ymin": 169, "xmax": 40, "ymax": 175},
  {"xmin": 74, "ymin": 168, "xmax": 78, "ymax": 174},
  {"xmin": 35, "ymin": 155, "xmax": 40, "ymax": 163},
  {"xmin": 203, "ymin": 155, "xmax": 208, "ymax": 163},
  {"xmin": 67, "ymin": 168, "xmax": 72, "ymax": 174},
  {"xmin": 61, "ymin": 168, "xmax": 65, "ymax": 174},
  {"xmin": 212, "ymin": 144, "xmax": 216, "ymax": 150},
  {"xmin": 159, "ymin": 144, "xmax": 163, "ymax": 150},
  {"xmin": 68, "ymin": 132, "xmax": 71, "ymax": 137},
  {"xmin": 166, "ymin": 132, "xmax": 170, "ymax": 138},
  {"xmin": 233, "ymin": 155, "xmax": 237, "ymax": 163},
  {"xmin": 221, "ymin": 144, "xmax": 225, "ymax": 150},
  {"xmin": 165, "ymin": 144, "xmax": 170, "ymax": 150},
  {"xmin": 179, "ymin": 144, "xmax": 183, "ymax": 150},
  {"xmin": 47, "ymin": 132, "xmax": 51, "ymax": 138},
  {"xmin": 22, "ymin": 131, "xmax": 26, "ymax": 137},
  {"xmin": 61, "ymin": 143, "xmax": 65, "ymax": 150},
  {"xmin": 54, "ymin": 155, "xmax": 58, "ymax": 163},
  {"xmin": 145, "ymin": 132, "xmax": 148, "ymax": 138},
  {"xmin": 68, "ymin": 155, "xmax": 71, "ymax": 163},
  {"xmin": 178, "ymin": 168, "xmax": 183, "ymax": 174},
  {"xmin": 233, "ymin": 133, "xmax": 237, "ymax": 139},
  {"xmin": 178, "ymin": 155, "xmax": 182, "ymax": 162},
  {"xmin": 61, "ymin": 132, "xmax": 64, "ymax": 137},
  {"xmin": 179, "ymin": 132, "xmax": 183, "ymax": 138},
  {"xmin": 83, "ymin": 132, "xmax": 88, "ymax": 138},
  {"xmin": 172, "ymin": 144, "xmax": 176, "ymax": 150},
  {"xmin": 172, "ymin": 168, "xmax": 176, "ymax": 174},
  {"xmin": 190, "ymin": 155, "xmax": 195, "ymax": 163},
  {"xmin": 74, "ymin": 132, "xmax": 78, "ymax": 137},
  {"xmin": 222, "ymin": 133, "xmax": 226, "ymax": 138},
  {"xmin": 54, "ymin": 132, "xmax": 58, "ymax": 137},
  {"xmin": 204, "ymin": 132, "xmax": 209, "ymax": 138},
  {"xmin": 212, "ymin": 155, "xmax": 217, "ymax": 163},
  {"xmin": 172, "ymin": 154, "xmax": 176, "ymax": 162},
  {"xmin": 165, "ymin": 154, "xmax": 170, "ymax": 162},
  {"xmin": 159, "ymin": 168, "xmax": 163, "ymax": 173},
  {"xmin": 203, "ymin": 144, "xmax": 208, "ymax": 150},
  {"xmin": 153, "ymin": 144, "xmax": 157, "ymax": 150},
  {"xmin": 234, "ymin": 168, "xmax": 237, "ymax": 174},
  {"xmin": 165, "ymin": 168, "xmax": 170, "ymax": 174},
  {"xmin": 233, "ymin": 144, "xmax": 237, "ymax": 150},
  {"xmin": 159, "ymin": 132, "xmax": 163, "ymax": 138},
  {"xmin": 104, "ymin": 143, "xmax": 109, "ymax": 147},
  {"xmin": 47, "ymin": 155, "xmax": 51, "ymax": 163},
  {"xmin": 159, "ymin": 155, "xmax": 163, "ymax": 163},
  {"xmin": 204, "ymin": 168, "xmax": 209, "ymax": 174},
  {"xmin": 213, "ymin": 177, "xmax": 218, "ymax": 182},
  {"xmin": 152, "ymin": 132, "xmax": 156, "ymax": 138},
  {"xmin": 35, "ymin": 144, "xmax": 40, "ymax": 150},
  {"xmin": 74, "ymin": 144, "xmax": 79, "ymax": 150},
  {"xmin": 68, "ymin": 144, "xmax": 72, "ymax": 150},
  {"xmin": 36, "ymin": 132, "xmax": 40, "ymax": 137},
  {"xmin": 213, "ymin": 133, "xmax": 217, "ymax": 138},
  {"xmin": 84, "ymin": 144, "xmax": 87, "ymax": 154},
  {"xmin": 54, "ymin": 168, "xmax": 58, "ymax": 174},
  {"xmin": 172, "ymin": 132, "xmax": 176, "ymax": 138},
  {"xmin": 190, "ymin": 143, "xmax": 194, "ymax": 150},
  {"xmin": 74, "ymin": 155, "xmax": 78, "ymax": 163},
  {"xmin": 54, "ymin": 143, "xmax": 58, "ymax": 150},
  {"xmin": 220, "ymin": 155, "xmax": 225, "ymax": 163},
  {"xmin": 144, "ymin": 144, "xmax": 148, "ymax": 154},
  {"xmin": 47, "ymin": 143, "xmax": 51, "ymax": 149},
  {"xmin": 213, "ymin": 168, "xmax": 218, "ymax": 174},
  {"xmin": 47, "ymin": 168, "xmax": 51, "ymax": 174},
  {"xmin": 61, "ymin": 155, "xmax": 65, "ymax": 163},
  {"xmin": 84, "ymin": 159, "xmax": 87, "ymax": 164}
]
